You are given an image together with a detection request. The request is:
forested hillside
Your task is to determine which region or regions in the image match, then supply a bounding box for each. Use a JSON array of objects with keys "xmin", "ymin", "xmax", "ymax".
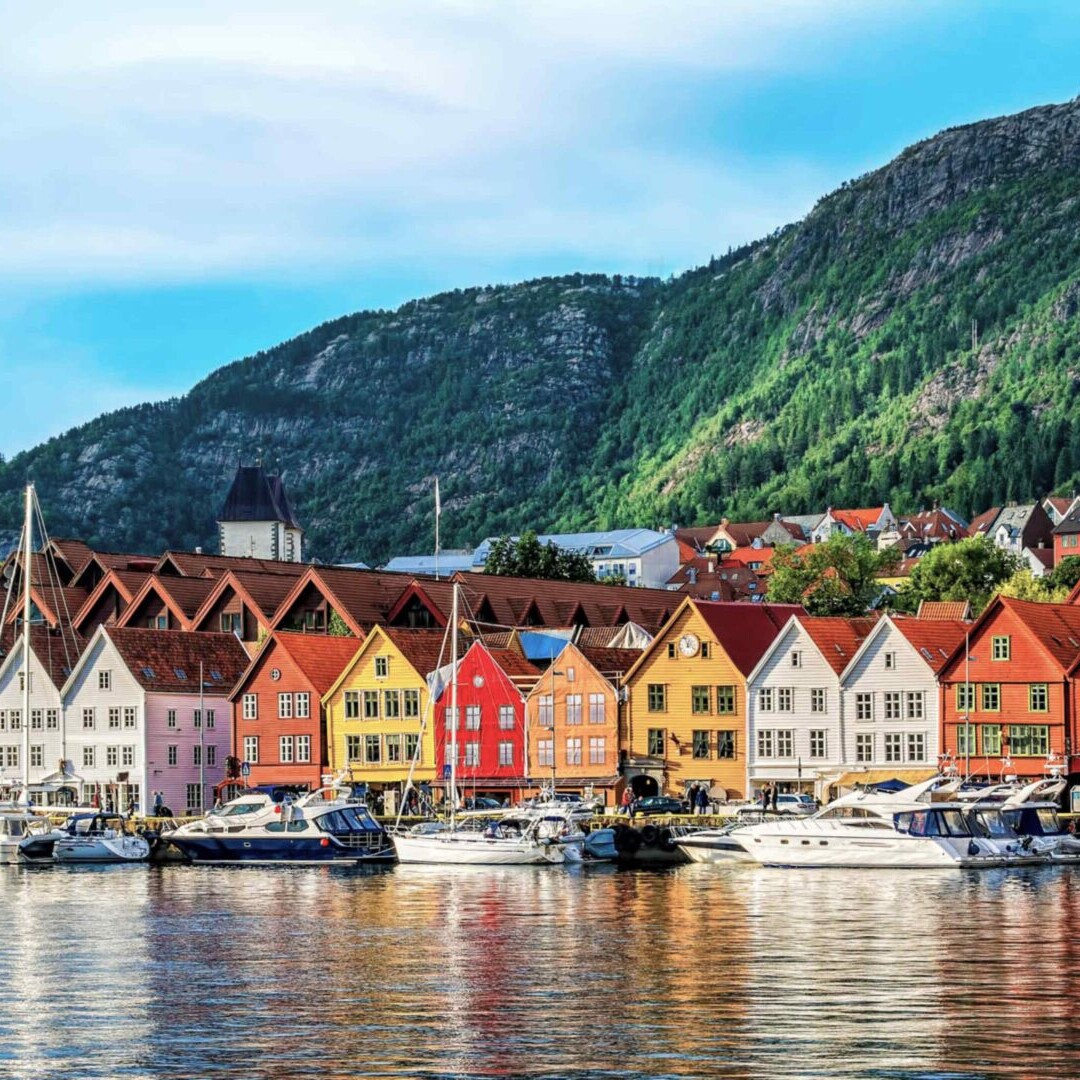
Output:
[{"xmin": 5, "ymin": 98, "xmax": 1080, "ymax": 562}]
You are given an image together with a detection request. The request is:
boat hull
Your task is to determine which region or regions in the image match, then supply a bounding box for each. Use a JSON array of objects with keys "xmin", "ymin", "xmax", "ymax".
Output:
[
  {"xmin": 393, "ymin": 832, "xmax": 564, "ymax": 865},
  {"xmin": 167, "ymin": 834, "xmax": 396, "ymax": 865},
  {"xmin": 676, "ymin": 835, "xmax": 755, "ymax": 864},
  {"xmin": 739, "ymin": 831, "xmax": 1010, "ymax": 869},
  {"xmin": 53, "ymin": 836, "xmax": 150, "ymax": 863}
]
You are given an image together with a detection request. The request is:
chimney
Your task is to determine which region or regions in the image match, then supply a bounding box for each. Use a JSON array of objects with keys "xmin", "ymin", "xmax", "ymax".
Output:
[
  {"xmin": 773, "ymin": 512, "xmax": 781, "ymax": 521},
  {"xmin": 708, "ymin": 558, "xmax": 715, "ymax": 574},
  {"xmin": 195, "ymin": 546, "xmax": 203, "ymax": 555},
  {"xmin": 688, "ymin": 566, "xmax": 698, "ymax": 586}
]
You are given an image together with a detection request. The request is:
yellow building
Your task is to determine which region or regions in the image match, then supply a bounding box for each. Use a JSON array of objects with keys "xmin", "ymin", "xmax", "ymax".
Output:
[
  {"xmin": 623, "ymin": 598, "xmax": 801, "ymax": 801},
  {"xmin": 322, "ymin": 627, "xmax": 447, "ymax": 792}
]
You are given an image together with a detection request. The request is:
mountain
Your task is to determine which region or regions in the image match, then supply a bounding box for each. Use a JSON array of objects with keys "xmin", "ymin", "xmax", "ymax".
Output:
[{"xmin": 6, "ymin": 97, "xmax": 1080, "ymax": 563}]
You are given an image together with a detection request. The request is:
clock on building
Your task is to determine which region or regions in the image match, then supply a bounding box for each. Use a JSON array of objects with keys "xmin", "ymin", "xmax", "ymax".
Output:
[{"xmin": 678, "ymin": 633, "xmax": 700, "ymax": 658}]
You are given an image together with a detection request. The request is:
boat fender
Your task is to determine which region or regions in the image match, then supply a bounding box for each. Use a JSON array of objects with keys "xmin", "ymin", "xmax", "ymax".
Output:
[
  {"xmin": 968, "ymin": 840, "xmax": 981, "ymax": 857},
  {"xmin": 613, "ymin": 826, "xmax": 643, "ymax": 855},
  {"xmin": 658, "ymin": 827, "xmax": 678, "ymax": 853},
  {"xmin": 640, "ymin": 824, "xmax": 660, "ymax": 847}
]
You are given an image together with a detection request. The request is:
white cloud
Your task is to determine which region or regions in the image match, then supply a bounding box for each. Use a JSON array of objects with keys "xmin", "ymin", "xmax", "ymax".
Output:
[{"xmin": 0, "ymin": 1, "xmax": 905, "ymax": 285}]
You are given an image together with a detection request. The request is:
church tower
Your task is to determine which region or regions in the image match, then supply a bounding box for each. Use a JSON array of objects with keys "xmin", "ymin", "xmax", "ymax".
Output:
[{"xmin": 218, "ymin": 463, "xmax": 304, "ymax": 562}]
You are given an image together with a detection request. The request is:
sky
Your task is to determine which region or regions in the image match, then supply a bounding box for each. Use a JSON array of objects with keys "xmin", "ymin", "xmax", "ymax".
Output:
[{"xmin": 2, "ymin": 0, "xmax": 1080, "ymax": 457}]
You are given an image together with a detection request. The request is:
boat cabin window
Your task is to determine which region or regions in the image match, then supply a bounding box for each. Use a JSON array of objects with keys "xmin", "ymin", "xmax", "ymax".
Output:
[
  {"xmin": 970, "ymin": 811, "xmax": 1014, "ymax": 839},
  {"xmin": 317, "ymin": 808, "xmax": 378, "ymax": 834},
  {"xmin": 895, "ymin": 809, "xmax": 973, "ymax": 837},
  {"xmin": 265, "ymin": 820, "xmax": 309, "ymax": 833},
  {"xmin": 1004, "ymin": 807, "xmax": 1061, "ymax": 836},
  {"xmin": 818, "ymin": 806, "xmax": 884, "ymax": 820},
  {"xmin": 216, "ymin": 801, "xmax": 266, "ymax": 817}
]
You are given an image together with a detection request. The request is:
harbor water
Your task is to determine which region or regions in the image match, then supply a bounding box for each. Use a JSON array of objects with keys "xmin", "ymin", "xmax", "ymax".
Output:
[{"xmin": 0, "ymin": 862, "xmax": 1077, "ymax": 1079}]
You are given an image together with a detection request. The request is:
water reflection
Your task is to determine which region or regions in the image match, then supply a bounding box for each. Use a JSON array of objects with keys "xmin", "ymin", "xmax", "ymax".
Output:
[{"xmin": 0, "ymin": 862, "xmax": 1076, "ymax": 1078}]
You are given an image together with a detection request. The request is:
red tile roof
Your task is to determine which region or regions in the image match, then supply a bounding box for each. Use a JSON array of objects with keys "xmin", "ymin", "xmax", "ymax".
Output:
[
  {"xmin": 578, "ymin": 646, "xmax": 644, "ymax": 678},
  {"xmin": 5, "ymin": 585, "xmax": 90, "ymax": 629},
  {"xmin": 674, "ymin": 525, "xmax": 720, "ymax": 552},
  {"xmin": 692, "ymin": 601, "xmax": 805, "ymax": 676},
  {"xmin": 192, "ymin": 570, "xmax": 300, "ymax": 629},
  {"xmin": 272, "ymin": 566, "xmax": 417, "ymax": 635},
  {"xmin": 381, "ymin": 627, "xmax": 453, "ymax": 678},
  {"xmin": 46, "ymin": 538, "xmax": 96, "ymax": 575},
  {"xmin": 916, "ymin": 600, "xmax": 972, "ymax": 621},
  {"xmin": 486, "ymin": 646, "xmax": 541, "ymax": 682},
  {"xmin": 155, "ymin": 550, "xmax": 307, "ymax": 578},
  {"xmin": 270, "ymin": 632, "xmax": 364, "ymax": 696},
  {"xmin": 991, "ymin": 597, "xmax": 1080, "ymax": 672},
  {"xmin": 0, "ymin": 624, "xmax": 85, "ymax": 689},
  {"xmin": 72, "ymin": 569, "xmax": 152, "ymax": 632},
  {"xmin": 890, "ymin": 617, "xmax": 969, "ymax": 672},
  {"xmin": 968, "ymin": 507, "xmax": 1001, "ymax": 536},
  {"xmin": 1028, "ymin": 547, "xmax": 1055, "ymax": 571},
  {"xmin": 797, "ymin": 616, "xmax": 877, "ymax": 674},
  {"xmin": 830, "ymin": 507, "xmax": 885, "ymax": 531},
  {"xmin": 117, "ymin": 575, "xmax": 217, "ymax": 630},
  {"xmin": 105, "ymin": 627, "xmax": 249, "ymax": 693}
]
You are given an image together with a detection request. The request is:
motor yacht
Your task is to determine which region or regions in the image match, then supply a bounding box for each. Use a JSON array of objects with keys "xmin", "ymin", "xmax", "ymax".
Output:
[
  {"xmin": 0, "ymin": 811, "xmax": 57, "ymax": 865},
  {"xmin": 672, "ymin": 822, "xmax": 755, "ymax": 864},
  {"xmin": 168, "ymin": 786, "xmax": 394, "ymax": 865}
]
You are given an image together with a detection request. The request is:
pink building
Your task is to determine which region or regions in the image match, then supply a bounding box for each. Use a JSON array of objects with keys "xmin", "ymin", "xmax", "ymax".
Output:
[{"xmin": 62, "ymin": 626, "xmax": 249, "ymax": 815}]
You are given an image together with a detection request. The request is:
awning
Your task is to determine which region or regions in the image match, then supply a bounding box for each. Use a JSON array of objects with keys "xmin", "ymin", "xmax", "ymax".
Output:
[{"xmin": 832, "ymin": 768, "xmax": 937, "ymax": 789}]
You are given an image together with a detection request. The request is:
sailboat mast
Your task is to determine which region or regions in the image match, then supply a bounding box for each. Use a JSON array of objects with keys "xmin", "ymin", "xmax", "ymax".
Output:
[
  {"xmin": 448, "ymin": 582, "xmax": 458, "ymax": 823},
  {"xmin": 20, "ymin": 484, "xmax": 33, "ymax": 806}
]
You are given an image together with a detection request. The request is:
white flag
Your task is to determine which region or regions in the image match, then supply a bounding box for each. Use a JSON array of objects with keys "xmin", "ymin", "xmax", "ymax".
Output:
[{"xmin": 434, "ymin": 476, "xmax": 441, "ymax": 517}]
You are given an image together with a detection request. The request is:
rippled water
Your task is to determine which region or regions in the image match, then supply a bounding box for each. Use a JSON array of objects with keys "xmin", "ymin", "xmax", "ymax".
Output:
[{"xmin": 0, "ymin": 862, "xmax": 1077, "ymax": 1079}]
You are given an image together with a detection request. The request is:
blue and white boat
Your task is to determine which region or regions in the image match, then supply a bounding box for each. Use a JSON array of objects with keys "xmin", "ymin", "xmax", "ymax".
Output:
[{"xmin": 168, "ymin": 786, "xmax": 395, "ymax": 865}]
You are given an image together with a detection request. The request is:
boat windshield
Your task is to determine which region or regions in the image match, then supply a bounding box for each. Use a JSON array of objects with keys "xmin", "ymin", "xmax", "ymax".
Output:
[
  {"xmin": 215, "ymin": 801, "xmax": 266, "ymax": 818},
  {"xmin": 895, "ymin": 809, "xmax": 973, "ymax": 837},
  {"xmin": 1003, "ymin": 806, "xmax": 1061, "ymax": 836},
  {"xmin": 969, "ymin": 810, "xmax": 1016, "ymax": 839},
  {"xmin": 316, "ymin": 807, "xmax": 380, "ymax": 835}
]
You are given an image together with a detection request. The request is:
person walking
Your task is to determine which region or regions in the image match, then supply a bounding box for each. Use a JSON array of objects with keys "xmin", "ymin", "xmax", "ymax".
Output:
[{"xmin": 620, "ymin": 787, "xmax": 633, "ymax": 816}]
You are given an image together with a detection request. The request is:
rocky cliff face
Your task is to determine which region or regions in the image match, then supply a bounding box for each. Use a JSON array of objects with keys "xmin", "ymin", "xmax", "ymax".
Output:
[{"xmin": 5, "ymin": 98, "xmax": 1080, "ymax": 561}]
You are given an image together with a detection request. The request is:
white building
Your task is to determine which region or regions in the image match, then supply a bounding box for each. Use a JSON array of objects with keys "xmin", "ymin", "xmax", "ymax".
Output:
[
  {"xmin": 218, "ymin": 463, "xmax": 304, "ymax": 563},
  {"xmin": 746, "ymin": 616, "xmax": 876, "ymax": 796}
]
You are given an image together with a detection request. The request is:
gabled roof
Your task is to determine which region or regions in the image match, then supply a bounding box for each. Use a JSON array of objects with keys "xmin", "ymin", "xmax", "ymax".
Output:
[
  {"xmin": 384, "ymin": 580, "xmax": 451, "ymax": 628},
  {"xmin": 916, "ymin": 600, "xmax": 972, "ymax": 621},
  {"xmin": 191, "ymin": 569, "xmax": 301, "ymax": 630},
  {"xmin": 91, "ymin": 626, "xmax": 249, "ymax": 695},
  {"xmin": 899, "ymin": 508, "xmax": 970, "ymax": 542},
  {"xmin": 578, "ymin": 646, "xmax": 644, "ymax": 678},
  {"xmin": 1053, "ymin": 509, "xmax": 1080, "ymax": 537},
  {"xmin": 72, "ymin": 569, "xmax": 151, "ymax": 632},
  {"xmin": 219, "ymin": 464, "xmax": 303, "ymax": 529},
  {"xmin": 380, "ymin": 628, "xmax": 452, "ymax": 679},
  {"xmin": 116, "ymin": 575, "xmax": 217, "ymax": 631},
  {"xmin": 968, "ymin": 507, "xmax": 1001, "ymax": 536},
  {"xmin": 673, "ymin": 525, "xmax": 721, "ymax": 552},
  {"xmin": 829, "ymin": 507, "xmax": 887, "ymax": 532},
  {"xmin": 154, "ymin": 550, "xmax": 307, "ymax": 578},
  {"xmin": 715, "ymin": 520, "xmax": 772, "ymax": 546},
  {"xmin": 690, "ymin": 600, "xmax": 805, "ymax": 677},
  {"xmin": 0, "ymin": 624, "xmax": 85, "ymax": 690},
  {"xmin": 1027, "ymin": 547, "xmax": 1056, "ymax": 571},
  {"xmin": 270, "ymin": 566, "xmax": 416, "ymax": 636},
  {"xmin": 889, "ymin": 617, "xmax": 969, "ymax": 673},
  {"xmin": 45, "ymin": 538, "xmax": 96, "ymax": 575},
  {"xmin": 796, "ymin": 616, "xmax": 877, "ymax": 675},
  {"xmin": 266, "ymin": 631, "xmax": 364, "ymax": 697},
  {"xmin": 69, "ymin": 550, "xmax": 158, "ymax": 589},
  {"xmin": 4, "ymin": 584, "xmax": 90, "ymax": 629}
]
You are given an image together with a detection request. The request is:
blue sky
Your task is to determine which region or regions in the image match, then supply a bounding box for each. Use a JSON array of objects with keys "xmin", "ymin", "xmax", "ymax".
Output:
[{"xmin": 2, "ymin": 1, "xmax": 1080, "ymax": 457}]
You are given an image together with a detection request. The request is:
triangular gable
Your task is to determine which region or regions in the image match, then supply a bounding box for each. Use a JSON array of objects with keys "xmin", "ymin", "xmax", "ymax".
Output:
[
  {"xmin": 269, "ymin": 567, "xmax": 365, "ymax": 637},
  {"xmin": 385, "ymin": 581, "xmax": 449, "ymax": 629},
  {"xmin": 116, "ymin": 576, "xmax": 193, "ymax": 631},
  {"xmin": 621, "ymin": 596, "xmax": 695, "ymax": 684},
  {"xmin": 72, "ymin": 570, "xmax": 140, "ymax": 634},
  {"xmin": 320, "ymin": 625, "xmax": 425, "ymax": 705}
]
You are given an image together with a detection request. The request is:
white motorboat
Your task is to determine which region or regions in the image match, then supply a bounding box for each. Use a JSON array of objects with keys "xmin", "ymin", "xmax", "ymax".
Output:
[
  {"xmin": 52, "ymin": 813, "xmax": 151, "ymax": 863},
  {"xmin": 733, "ymin": 777, "xmax": 1030, "ymax": 869},
  {"xmin": 673, "ymin": 823, "xmax": 755, "ymax": 864},
  {"xmin": 0, "ymin": 811, "xmax": 54, "ymax": 865}
]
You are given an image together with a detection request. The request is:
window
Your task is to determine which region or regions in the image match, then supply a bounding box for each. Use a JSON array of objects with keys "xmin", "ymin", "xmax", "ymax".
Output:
[
  {"xmin": 206, "ymin": 710, "xmax": 215, "ymax": 730},
  {"xmin": 167, "ymin": 745, "xmax": 177, "ymax": 766},
  {"xmin": 364, "ymin": 734, "xmax": 381, "ymax": 763},
  {"xmin": 790, "ymin": 650, "xmax": 802, "ymax": 668},
  {"xmin": 99, "ymin": 670, "xmax": 111, "ymax": 691},
  {"xmin": 589, "ymin": 737, "xmax": 606, "ymax": 765},
  {"xmin": 8, "ymin": 710, "xmax": 19, "ymax": 732},
  {"xmin": 83, "ymin": 707, "xmax": 95, "ymax": 730},
  {"xmin": 278, "ymin": 693, "xmax": 292, "ymax": 719},
  {"xmin": 856, "ymin": 733, "xmax": 873, "ymax": 763},
  {"xmin": 700, "ymin": 642, "xmax": 711, "ymax": 659},
  {"xmin": 193, "ymin": 745, "xmax": 203, "ymax": 766},
  {"xmin": 1009, "ymin": 725, "xmax": 1050, "ymax": 757},
  {"xmin": 981, "ymin": 684, "xmax": 1000, "ymax": 712},
  {"xmin": 295, "ymin": 693, "xmax": 310, "ymax": 719},
  {"xmin": 0, "ymin": 710, "xmax": 6, "ymax": 731},
  {"xmin": 692, "ymin": 730, "xmax": 710, "ymax": 758},
  {"xmin": 82, "ymin": 746, "xmax": 94, "ymax": 768},
  {"xmin": 691, "ymin": 686, "xmax": 710, "ymax": 714},
  {"xmin": 1029, "ymin": 684, "xmax": 1049, "ymax": 713},
  {"xmin": 186, "ymin": 784, "xmax": 202, "ymax": 815},
  {"xmin": 667, "ymin": 642, "xmax": 677, "ymax": 659},
  {"xmin": 384, "ymin": 735, "xmax": 401, "ymax": 764},
  {"xmin": 498, "ymin": 741, "xmax": 514, "ymax": 766},
  {"xmin": 565, "ymin": 738, "xmax": 582, "ymax": 765},
  {"xmin": 445, "ymin": 707, "xmax": 460, "ymax": 731},
  {"xmin": 384, "ymin": 691, "xmax": 401, "ymax": 719},
  {"xmin": 403, "ymin": 690, "xmax": 420, "ymax": 718},
  {"xmin": 374, "ymin": 656, "xmax": 389, "ymax": 679},
  {"xmin": 193, "ymin": 710, "xmax": 202, "ymax": 729},
  {"xmin": 809, "ymin": 730, "xmax": 827, "ymax": 759},
  {"xmin": 811, "ymin": 688, "xmax": 826, "ymax": 713},
  {"xmin": 956, "ymin": 683, "xmax": 975, "ymax": 713},
  {"xmin": 758, "ymin": 688, "xmax": 774, "ymax": 712},
  {"xmin": 716, "ymin": 686, "xmax": 736, "ymax": 714},
  {"xmin": 345, "ymin": 735, "xmax": 362, "ymax": 762},
  {"xmin": 991, "ymin": 635, "xmax": 1011, "ymax": 661},
  {"xmin": 566, "ymin": 695, "xmax": 583, "ymax": 725},
  {"xmin": 856, "ymin": 694, "xmax": 873, "ymax": 721},
  {"xmin": 565, "ymin": 666, "xmax": 576, "ymax": 683},
  {"xmin": 981, "ymin": 724, "xmax": 1001, "ymax": 756},
  {"xmin": 499, "ymin": 705, "xmax": 515, "ymax": 730},
  {"xmin": 30, "ymin": 709, "xmax": 42, "ymax": 731},
  {"xmin": 242, "ymin": 694, "xmax": 257, "ymax": 720},
  {"xmin": 243, "ymin": 736, "xmax": 259, "ymax": 763},
  {"xmin": 905, "ymin": 692, "xmax": 924, "ymax": 720},
  {"xmin": 538, "ymin": 696, "xmax": 553, "ymax": 728},
  {"xmin": 405, "ymin": 734, "xmax": 419, "ymax": 762},
  {"xmin": 647, "ymin": 684, "xmax": 667, "ymax": 712},
  {"xmin": 220, "ymin": 612, "xmax": 242, "ymax": 635},
  {"xmin": 907, "ymin": 733, "xmax": 925, "ymax": 762},
  {"xmin": 884, "ymin": 733, "xmax": 902, "ymax": 763},
  {"xmin": 124, "ymin": 707, "xmax": 137, "ymax": 729},
  {"xmin": 757, "ymin": 730, "xmax": 775, "ymax": 758},
  {"xmin": 30, "ymin": 745, "xmax": 43, "ymax": 768},
  {"xmin": 647, "ymin": 728, "xmax": 665, "ymax": 756},
  {"xmin": 884, "ymin": 652, "xmax": 896, "ymax": 671},
  {"xmin": 363, "ymin": 691, "xmax": 379, "ymax": 719},
  {"xmin": 537, "ymin": 740, "xmax": 554, "ymax": 766},
  {"xmin": 717, "ymin": 731, "xmax": 735, "ymax": 759},
  {"xmin": 46, "ymin": 709, "xmax": 58, "ymax": 730},
  {"xmin": 777, "ymin": 688, "xmax": 793, "ymax": 713},
  {"xmin": 464, "ymin": 705, "xmax": 480, "ymax": 730},
  {"xmin": 122, "ymin": 746, "xmax": 135, "ymax": 767},
  {"xmin": 956, "ymin": 724, "xmax": 976, "ymax": 756},
  {"xmin": 884, "ymin": 692, "xmax": 901, "ymax": 720},
  {"xmin": 274, "ymin": 737, "xmax": 290, "ymax": 764},
  {"xmin": 106, "ymin": 746, "xmax": 119, "ymax": 767},
  {"xmin": 167, "ymin": 709, "xmax": 178, "ymax": 729},
  {"xmin": 777, "ymin": 730, "xmax": 794, "ymax": 757},
  {"xmin": 108, "ymin": 707, "xmax": 121, "ymax": 730},
  {"xmin": 18, "ymin": 672, "xmax": 30, "ymax": 692}
]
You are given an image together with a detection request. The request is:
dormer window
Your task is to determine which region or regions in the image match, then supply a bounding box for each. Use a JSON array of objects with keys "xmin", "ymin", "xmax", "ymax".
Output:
[
  {"xmin": 174, "ymin": 668, "xmax": 187, "ymax": 681},
  {"xmin": 375, "ymin": 656, "xmax": 389, "ymax": 679}
]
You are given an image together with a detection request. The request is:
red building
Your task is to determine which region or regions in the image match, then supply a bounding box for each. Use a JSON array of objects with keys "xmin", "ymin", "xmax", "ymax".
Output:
[
  {"xmin": 229, "ymin": 631, "xmax": 360, "ymax": 792},
  {"xmin": 433, "ymin": 641, "xmax": 539, "ymax": 804},
  {"xmin": 938, "ymin": 596, "xmax": 1080, "ymax": 782}
]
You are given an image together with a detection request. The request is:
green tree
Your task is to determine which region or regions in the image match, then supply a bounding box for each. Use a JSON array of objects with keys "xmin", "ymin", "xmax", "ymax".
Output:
[
  {"xmin": 900, "ymin": 537, "xmax": 1020, "ymax": 614},
  {"xmin": 1046, "ymin": 555, "xmax": 1080, "ymax": 593},
  {"xmin": 327, "ymin": 610, "xmax": 353, "ymax": 636},
  {"xmin": 482, "ymin": 530, "xmax": 596, "ymax": 582},
  {"xmin": 995, "ymin": 567, "xmax": 1070, "ymax": 603},
  {"xmin": 766, "ymin": 534, "xmax": 899, "ymax": 616}
]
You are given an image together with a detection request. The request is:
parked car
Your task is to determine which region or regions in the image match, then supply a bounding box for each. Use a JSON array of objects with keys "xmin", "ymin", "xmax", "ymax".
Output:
[
  {"xmin": 736, "ymin": 793, "xmax": 817, "ymax": 818},
  {"xmin": 630, "ymin": 795, "xmax": 686, "ymax": 817}
]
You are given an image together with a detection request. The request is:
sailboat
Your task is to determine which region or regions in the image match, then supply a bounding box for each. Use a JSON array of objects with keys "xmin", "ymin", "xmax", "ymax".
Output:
[{"xmin": 391, "ymin": 584, "xmax": 567, "ymax": 865}]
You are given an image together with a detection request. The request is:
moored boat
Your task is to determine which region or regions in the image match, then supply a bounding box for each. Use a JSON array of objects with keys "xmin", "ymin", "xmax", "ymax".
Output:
[{"xmin": 52, "ymin": 813, "xmax": 151, "ymax": 863}]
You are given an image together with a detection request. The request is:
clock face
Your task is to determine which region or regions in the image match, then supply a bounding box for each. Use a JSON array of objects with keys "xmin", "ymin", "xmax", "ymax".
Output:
[{"xmin": 678, "ymin": 633, "xmax": 700, "ymax": 658}]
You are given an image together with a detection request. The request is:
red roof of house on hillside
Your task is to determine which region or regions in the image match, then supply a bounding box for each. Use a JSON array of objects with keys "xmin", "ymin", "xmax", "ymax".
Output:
[
  {"xmin": 722, "ymin": 546, "xmax": 775, "ymax": 567},
  {"xmin": 900, "ymin": 509, "xmax": 969, "ymax": 542},
  {"xmin": 797, "ymin": 616, "xmax": 877, "ymax": 674},
  {"xmin": 692, "ymin": 601, "xmax": 805, "ymax": 676},
  {"xmin": 830, "ymin": 508, "xmax": 885, "ymax": 531},
  {"xmin": 674, "ymin": 526, "xmax": 719, "ymax": 554},
  {"xmin": 1028, "ymin": 548, "xmax": 1056, "ymax": 572},
  {"xmin": 968, "ymin": 507, "xmax": 1001, "ymax": 536},
  {"xmin": 1045, "ymin": 496, "xmax": 1076, "ymax": 519},
  {"xmin": 105, "ymin": 627, "xmax": 249, "ymax": 693},
  {"xmin": 269, "ymin": 631, "xmax": 363, "ymax": 696},
  {"xmin": 666, "ymin": 559, "xmax": 763, "ymax": 601},
  {"xmin": 890, "ymin": 617, "xmax": 968, "ymax": 672},
  {"xmin": 916, "ymin": 600, "xmax": 972, "ymax": 621}
]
